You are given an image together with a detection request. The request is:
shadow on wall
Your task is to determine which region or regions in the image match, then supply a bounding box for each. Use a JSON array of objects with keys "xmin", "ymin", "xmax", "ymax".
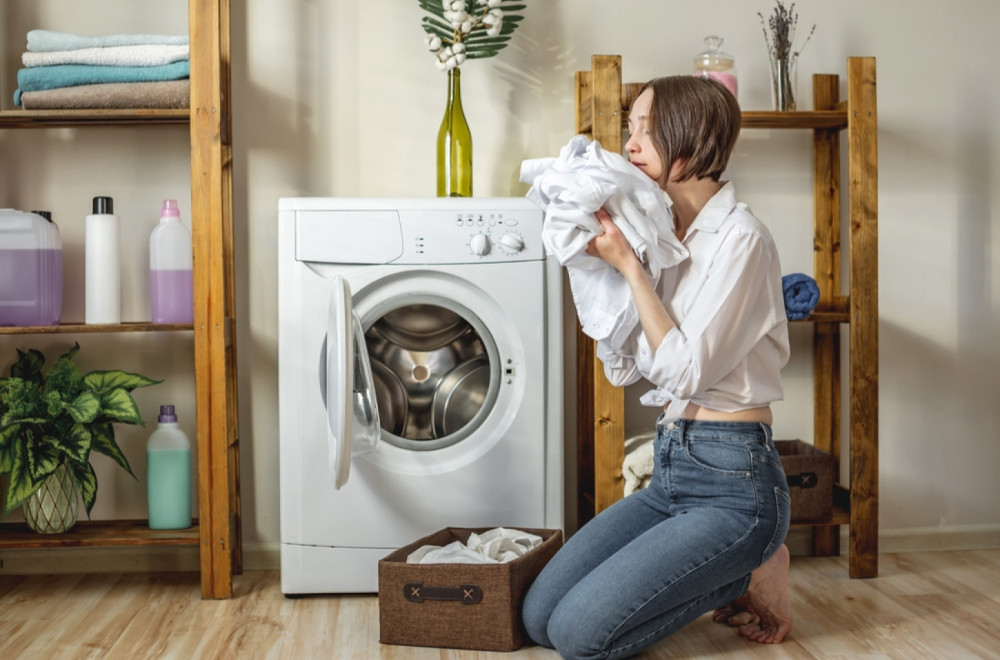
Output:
[{"xmin": 487, "ymin": 1, "xmax": 574, "ymax": 194}]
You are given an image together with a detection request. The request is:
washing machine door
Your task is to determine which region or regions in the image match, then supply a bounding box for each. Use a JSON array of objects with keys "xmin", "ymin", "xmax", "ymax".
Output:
[{"xmin": 327, "ymin": 275, "xmax": 380, "ymax": 489}]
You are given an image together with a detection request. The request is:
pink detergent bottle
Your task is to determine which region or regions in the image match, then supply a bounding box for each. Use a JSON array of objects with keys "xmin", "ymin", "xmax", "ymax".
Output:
[{"xmin": 149, "ymin": 199, "xmax": 194, "ymax": 324}]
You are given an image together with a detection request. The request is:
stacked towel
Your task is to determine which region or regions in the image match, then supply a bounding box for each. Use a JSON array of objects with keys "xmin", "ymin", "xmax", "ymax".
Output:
[
  {"xmin": 782, "ymin": 273, "xmax": 821, "ymax": 320},
  {"xmin": 14, "ymin": 30, "xmax": 190, "ymax": 109}
]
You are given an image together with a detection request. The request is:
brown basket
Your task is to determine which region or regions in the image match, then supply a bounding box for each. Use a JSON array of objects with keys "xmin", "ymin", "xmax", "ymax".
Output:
[
  {"xmin": 776, "ymin": 440, "xmax": 835, "ymax": 523},
  {"xmin": 378, "ymin": 527, "xmax": 563, "ymax": 651}
]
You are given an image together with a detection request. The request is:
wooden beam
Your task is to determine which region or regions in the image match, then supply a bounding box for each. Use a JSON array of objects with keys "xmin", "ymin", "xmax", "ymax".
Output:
[{"xmin": 847, "ymin": 57, "xmax": 879, "ymax": 579}]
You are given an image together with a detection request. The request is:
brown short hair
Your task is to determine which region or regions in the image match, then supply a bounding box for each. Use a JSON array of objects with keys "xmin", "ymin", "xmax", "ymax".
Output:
[{"xmin": 637, "ymin": 76, "xmax": 741, "ymax": 185}]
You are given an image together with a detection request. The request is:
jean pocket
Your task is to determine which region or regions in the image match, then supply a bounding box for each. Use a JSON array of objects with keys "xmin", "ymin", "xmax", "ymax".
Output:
[{"xmin": 684, "ymin": 439, "xmax": 753, "ymax": 476}]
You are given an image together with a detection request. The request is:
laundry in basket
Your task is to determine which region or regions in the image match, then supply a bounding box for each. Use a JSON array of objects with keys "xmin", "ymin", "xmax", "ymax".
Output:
[{"xmin": 378, "ymin": 527, "xmax": 562, "ymax": 651}]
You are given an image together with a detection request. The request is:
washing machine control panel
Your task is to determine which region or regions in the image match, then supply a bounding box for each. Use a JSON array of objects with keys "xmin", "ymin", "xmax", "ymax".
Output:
[{"xmin": 398, "ymin": 207, "xmax": 541, "ymax": 264}]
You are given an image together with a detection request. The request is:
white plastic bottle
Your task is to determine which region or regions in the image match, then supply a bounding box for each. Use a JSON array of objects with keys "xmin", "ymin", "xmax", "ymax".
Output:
[
  {"xmin": 149, "ymin": 199, "xmax": 194, "ymax": 324},
  {"xmin": 85, "ymin": 196, "xmax": 121, "ymax": 324},
  {"xmin": 146, "ymin": 404, "xmax": 192, "ymax": 530}
]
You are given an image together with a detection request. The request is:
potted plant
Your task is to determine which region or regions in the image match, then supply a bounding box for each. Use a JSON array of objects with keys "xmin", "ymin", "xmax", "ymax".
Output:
[{"xmin": 0, "ymin": 342, "xmax": 160, "ymax": 533}]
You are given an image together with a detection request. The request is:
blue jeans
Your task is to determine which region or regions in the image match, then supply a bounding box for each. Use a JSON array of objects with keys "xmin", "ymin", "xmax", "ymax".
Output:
[{"xmin": 522, "ymin": 419, "xmax": 790, "ymax": 660}]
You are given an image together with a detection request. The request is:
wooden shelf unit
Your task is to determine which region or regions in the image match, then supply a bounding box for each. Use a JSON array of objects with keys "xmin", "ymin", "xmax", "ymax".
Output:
[
  {"xmin": 0, "ymin": 0, "xmax": 240, "ymax": 598},
  {"xmin": 574, "ymin": 55, "xmax": 878, "ymax": 578}
]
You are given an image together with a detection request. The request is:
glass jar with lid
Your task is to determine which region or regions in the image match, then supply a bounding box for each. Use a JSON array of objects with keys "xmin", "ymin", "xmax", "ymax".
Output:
[{"xmin": 693, "ymin": 35, "xmax": 737, "ymax": 99}]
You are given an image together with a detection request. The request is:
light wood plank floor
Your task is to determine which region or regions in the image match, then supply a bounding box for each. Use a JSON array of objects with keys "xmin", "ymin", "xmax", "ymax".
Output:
[{"xmin": 2, "ymin": 549, "xmax": 999, "ymax": 659}]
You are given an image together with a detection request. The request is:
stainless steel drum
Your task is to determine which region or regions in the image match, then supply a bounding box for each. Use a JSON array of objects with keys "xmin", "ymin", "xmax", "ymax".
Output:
[{"xmin": 364, "ymin": 303, "xmax": 495, "ymax": 447}]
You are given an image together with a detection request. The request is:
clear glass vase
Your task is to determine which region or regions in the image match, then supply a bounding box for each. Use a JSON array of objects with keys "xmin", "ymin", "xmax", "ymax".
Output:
[
  {"xmin": 436, "ymin": 67, "xmax": 473, "ymax": 197},
  {"xmin": 770, "ymin": 55, "xmax": 798, "ymax": 111}
]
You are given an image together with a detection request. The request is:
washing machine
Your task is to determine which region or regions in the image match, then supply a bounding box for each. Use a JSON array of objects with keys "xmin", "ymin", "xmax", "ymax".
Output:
[{"xmin": 277, "ymin": 197, "xmax": 563, "ymax": 594}]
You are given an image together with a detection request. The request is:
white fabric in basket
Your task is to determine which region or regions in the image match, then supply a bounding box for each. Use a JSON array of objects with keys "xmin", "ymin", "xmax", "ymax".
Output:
[{"xmin": 406, "ymin": 528, "xmax": 543, "ymax": 564}]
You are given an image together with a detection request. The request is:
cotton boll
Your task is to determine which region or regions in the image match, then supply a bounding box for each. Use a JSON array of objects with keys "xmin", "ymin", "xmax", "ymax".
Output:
[
  {"xmin": 452, "ymin": 42, "xmax": 466, "ymax": 54},
  {"xmin": 426, "ymin": 35, "xmax": 443, "ymax": 52}
]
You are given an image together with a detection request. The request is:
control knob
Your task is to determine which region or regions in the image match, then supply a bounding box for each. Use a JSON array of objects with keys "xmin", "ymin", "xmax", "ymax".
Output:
[
  {"xmin": 499, "ymin": 232, "xmax": 525, "ymax": 254},
  {"xmin": 469, "ymin": 232, "xmax": 491, "ymax": 256}
]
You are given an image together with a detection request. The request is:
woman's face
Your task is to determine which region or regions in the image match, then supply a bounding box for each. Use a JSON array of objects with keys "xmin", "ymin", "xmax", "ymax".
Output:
[{"xmin": 625, "ymin": 88, "xmax": 664, "ymax": 183}]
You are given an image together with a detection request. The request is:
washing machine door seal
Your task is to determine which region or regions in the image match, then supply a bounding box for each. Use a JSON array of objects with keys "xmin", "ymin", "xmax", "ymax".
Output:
[{"xmin": 327, "ymin": 275, "xmax": 380, "ymax": 488}]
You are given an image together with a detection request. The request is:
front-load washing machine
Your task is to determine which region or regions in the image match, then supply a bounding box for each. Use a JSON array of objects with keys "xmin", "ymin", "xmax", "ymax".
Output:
[{"xmin": 278, "ymin": 197, "xmax": 563, "ymax": 594}]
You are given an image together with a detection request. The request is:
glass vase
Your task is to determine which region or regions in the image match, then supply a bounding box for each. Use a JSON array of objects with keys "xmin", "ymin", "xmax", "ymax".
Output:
[
  {"xmin": 23, "ymin": 461, "xmax": 78, "ymax": 534},
  {"xmin": 770, "ymin": 55, "xmax": 798, "ymax": 111},
  {"xmin": 437, "ymin": 67, "xmax": 472, "ymax": 197}
]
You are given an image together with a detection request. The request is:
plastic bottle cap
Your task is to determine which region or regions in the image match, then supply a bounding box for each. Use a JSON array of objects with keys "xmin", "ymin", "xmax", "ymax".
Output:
[
  {"xmin": 158, "ymin": 404, "xmax": 178, "ymax": 423},
  {"xmin": 93, "ymin": 196, "xmax": 114, "ymax": 214},
  {"xmin": 161, "ymin": 199, "xmax": 181, "ymax": 219}
]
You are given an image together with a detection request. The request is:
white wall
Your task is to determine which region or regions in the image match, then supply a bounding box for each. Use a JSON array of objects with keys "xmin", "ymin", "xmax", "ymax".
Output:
[{"xmin": 3, "ymin": 1, "xmax": 999, "ymax": 557}]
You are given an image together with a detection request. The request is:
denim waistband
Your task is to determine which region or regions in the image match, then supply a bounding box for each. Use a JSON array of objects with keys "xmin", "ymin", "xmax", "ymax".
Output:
[{"xmin": 655, "ymin": 413, "xmax": 772, "ymax": 443}]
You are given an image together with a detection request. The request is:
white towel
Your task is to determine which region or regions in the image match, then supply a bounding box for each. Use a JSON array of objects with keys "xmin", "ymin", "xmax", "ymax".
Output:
[
  {"xmin": 23, "ymin": 44, "xmax": 189, "ymax": 68},
  {"xmin": 406, "ymin": 528, "xmax": 543, "ymax": 564},
  {"xmin": 27, "ymin": 29, "xmax": 188, "ymax": 52},
  {"xmin": 520, "ymin": 135, "xmax": 688, "ymax": 351}
]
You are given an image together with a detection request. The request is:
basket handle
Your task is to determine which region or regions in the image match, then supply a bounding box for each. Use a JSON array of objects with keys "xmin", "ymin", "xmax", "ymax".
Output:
[
  {"xmin": 404, "ymin": 582, "xmax": 483, "ymax": 604},
  {"xmin": 786, "ymin": 472, "xmax": 818, "ymax": 489}
]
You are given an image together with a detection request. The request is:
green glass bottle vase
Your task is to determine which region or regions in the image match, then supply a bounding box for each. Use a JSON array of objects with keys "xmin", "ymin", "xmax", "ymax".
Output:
[{"xmin": 437, "ymin": 67, "xmax": 472, "ymax": 197}]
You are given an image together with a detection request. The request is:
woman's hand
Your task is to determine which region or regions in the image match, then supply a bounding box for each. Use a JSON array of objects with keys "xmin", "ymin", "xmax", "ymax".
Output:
[{"xmin": 586, "ymin": 208, "xmax": 641, "ymax": 277}]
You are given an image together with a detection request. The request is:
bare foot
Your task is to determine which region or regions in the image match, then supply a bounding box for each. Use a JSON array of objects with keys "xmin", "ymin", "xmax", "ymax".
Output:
[{"xmin": 712, "ymin": 544, "xmax": 792, "ymax": 644}]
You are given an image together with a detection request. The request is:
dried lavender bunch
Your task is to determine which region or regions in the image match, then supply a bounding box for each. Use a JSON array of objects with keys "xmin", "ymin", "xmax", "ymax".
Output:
[{"xmin": 758, "ymin": 1, "xmax": 815, "ymax": 63}]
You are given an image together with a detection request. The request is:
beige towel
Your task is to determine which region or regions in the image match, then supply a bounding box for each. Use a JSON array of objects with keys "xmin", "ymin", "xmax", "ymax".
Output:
[
  {"xmin": 19, "ymin": 80, "xmax": 189, "ymax": 110},
  {"xmin": 623, "ymin": 431, "xmax": 656, "ymax": 495}
]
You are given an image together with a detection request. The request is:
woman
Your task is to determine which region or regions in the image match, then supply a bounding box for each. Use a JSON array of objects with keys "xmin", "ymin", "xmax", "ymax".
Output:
[{"xmin": 522, "ymin": 76, "xmax": 793, "ymax": 659}]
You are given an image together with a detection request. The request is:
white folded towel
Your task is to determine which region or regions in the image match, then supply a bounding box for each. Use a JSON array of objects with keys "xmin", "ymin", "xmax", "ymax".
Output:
[
  {"xmin": 23, "ymin": 44, "xmax": 189, "ymax": 68},
  {"xmin": 406, "ymin": 528, "xmax": 543, "ymax": 564},
  {"xmin": 27, "ymin": 29, "xmax": 188, "ymax": 52}
]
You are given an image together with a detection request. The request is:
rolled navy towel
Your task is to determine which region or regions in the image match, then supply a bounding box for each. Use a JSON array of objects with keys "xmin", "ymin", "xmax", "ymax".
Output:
[{"xmin": 782, "ymin": 273, "xmax": 820, "ymax": 320}]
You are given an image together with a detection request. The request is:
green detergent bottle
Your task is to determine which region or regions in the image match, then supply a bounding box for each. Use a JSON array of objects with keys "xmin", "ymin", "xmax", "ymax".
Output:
[{"xmin": 146, "ymin": 404, "xmax": 192, "ymax": 530}]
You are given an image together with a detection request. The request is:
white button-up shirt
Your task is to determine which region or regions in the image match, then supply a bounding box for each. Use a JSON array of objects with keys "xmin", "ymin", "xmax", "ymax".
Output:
[{"xmin": 597, "ymin": 182, "xmax": 790, "ymax": 422}]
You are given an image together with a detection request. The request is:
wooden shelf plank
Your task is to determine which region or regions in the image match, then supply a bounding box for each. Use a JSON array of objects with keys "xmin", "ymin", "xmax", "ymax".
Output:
[
  {"xmin": 741, "ymin": 110, "xmax": 848, "ymax": 130},
  {"xmin": 0, "ymin": 519, "xmax": 199, "ymax": 549},
  {"xmin": 0, "ymin": 322, "xmax": 193, "ymax": 335},
  {"xmin": 0, "ymin": 108, "xmax": 188, "ymax": 128}
]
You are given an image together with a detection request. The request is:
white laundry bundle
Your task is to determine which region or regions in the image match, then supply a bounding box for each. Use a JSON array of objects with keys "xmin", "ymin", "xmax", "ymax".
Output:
[
  {"xmin": 623, "ymin": 431, "xmax": 656, "ymax": 495},
  {"xmin": 519, "ymin": 135, "xmax": 688, "ymax": 352},
  {"xmin": 406, "ymin": 527, "xmax": 544, "ymax": 564}
]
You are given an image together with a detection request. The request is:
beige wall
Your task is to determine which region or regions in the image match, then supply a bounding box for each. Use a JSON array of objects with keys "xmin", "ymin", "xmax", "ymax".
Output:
[{"xmin": 3, "ymin": 1, "xmax": 999, "ymax": 559}]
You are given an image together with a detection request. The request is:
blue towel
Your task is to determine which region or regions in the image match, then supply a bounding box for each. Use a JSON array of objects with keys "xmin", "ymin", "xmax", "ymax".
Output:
[
  {"xmin": 14, "ymin": 61, "xmax": 190, "ymax": 105},
  {"xmin": 782, "ymin": 273, "xmax": 820, "ymax": 320},
  {"xmin": 27, "ymin": 29, "xmax": 188, "ymax": 52}
]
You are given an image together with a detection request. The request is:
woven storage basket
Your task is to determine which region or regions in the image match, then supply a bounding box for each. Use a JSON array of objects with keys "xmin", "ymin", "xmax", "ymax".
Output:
[
  {"xmin": 378, "ymin": 527, "xmax": 562, "ymax": 651},
  {"xmin": 776, "ymin": 439, "xmax": 835, "ymax": 523}
]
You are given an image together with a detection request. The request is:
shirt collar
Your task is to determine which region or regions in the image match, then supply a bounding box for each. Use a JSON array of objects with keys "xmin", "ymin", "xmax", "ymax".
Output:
[{"xmin": 679, "ymin": 181, "xmax": 737, "ymax": 235}]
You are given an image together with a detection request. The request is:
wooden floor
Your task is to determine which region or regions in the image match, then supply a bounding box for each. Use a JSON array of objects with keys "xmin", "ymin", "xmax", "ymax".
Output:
[{"xmin": 2, "ymin": 549, "xmax": 999, "ymax": 659}]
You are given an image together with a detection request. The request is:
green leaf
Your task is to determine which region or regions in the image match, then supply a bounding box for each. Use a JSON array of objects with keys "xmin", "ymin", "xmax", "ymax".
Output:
[
  {"xmin": 83, "ymin": 370, "xmax": 162, "ymax": 396},
  {"xmin": 25, "ymin": 426, "xmax": 61, "ymax": 481},
  {"xmin": 68, "ymin": 459, "xmax": 97, "ymax": 516},
  {"xmin": 0, "ymin": 422, "xmax": 20, "ymax": 473},
  {"xmin": 64, "ymin": 391, "xmax": 101, "ymax": 424},
  {"xmin": 10, "ymin": 348, "xmax": 45, "ymax": 383},
  {"xmin": 3, "ymin": 441, "xmax": 40, "ymax": 516},
  {"xmin": 97, "ymin": 388, "xmax": 145, "ymax": 425},
  {"xmin": 49, "ymin": 423, "xmax": 92, "ymax": 465},
  {"xmin": 89, "ymin": 422, "xmax": 135, "ymax": 478}
]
